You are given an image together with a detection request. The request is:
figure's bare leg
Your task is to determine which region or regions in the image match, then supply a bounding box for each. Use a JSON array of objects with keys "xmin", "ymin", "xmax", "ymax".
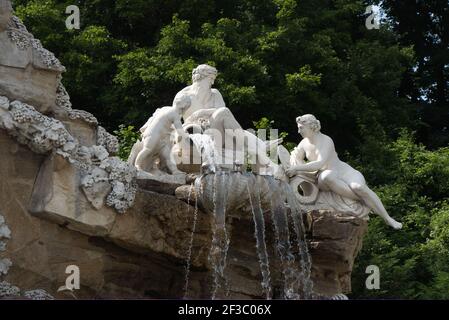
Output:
[
  {"xmin": 210, "ymin": 107, "xmax": 282, "ymax": 176},
  {"xmin": 135, "ymin": 148, "xmax": 154, "ymax": 171},
  {"xmin": 350, "ymin": 183, "xmax": 402, "ymax": 229},
  {"xmin": 127, "ymin": 140, "xmax": 143, "ymax": 165},
  {"xmin": 161, "ymin": 145, "xmax": 183, "ymax": 175},
  {"xmin": 211, "ymin": 109, "xmax": 272, "ymax": 165},
  {"xmin": 319, "ymin": 170, "xmax": 359, "ymax": 200},
  {"xmin": 135, "ymin": 137, "xmax": 161, "ymax": 172},
  {"xmin": 210, "ymin": 107, "xmax": 242, "ymax": 131},
  {"xmin": 324, "ymin": 179, "xmax": 360, "ymax": 200}
]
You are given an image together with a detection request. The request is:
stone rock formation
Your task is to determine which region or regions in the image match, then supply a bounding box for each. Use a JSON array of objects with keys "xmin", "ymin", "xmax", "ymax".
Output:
[
  {"xmin": 0, "ymin": 213, "xmax": 12, "ymax": 276},
  {"xmin": 306, "ymin": 210, "xmax": 367, "ymax": 294},
  {"xmin": 0, "ymin": 0, "xmax": 63, "ymax": 114},
  {"xmin": 0, "ymin": 1, "xmax": 367, "ymax": 299}
]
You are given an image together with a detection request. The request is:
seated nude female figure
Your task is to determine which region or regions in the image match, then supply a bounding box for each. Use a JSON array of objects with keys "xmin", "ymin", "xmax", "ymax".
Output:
[
  {"xmin": 285, "ymin": 114, "xmax": 402, "ymax": 230},
  {"xmin": 174, "ymin": 64, "xmax": 283, "ymax": 177}
]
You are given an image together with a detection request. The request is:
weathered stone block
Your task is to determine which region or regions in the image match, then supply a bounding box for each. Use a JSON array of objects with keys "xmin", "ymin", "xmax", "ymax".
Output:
[
  {"xmin": 62, "ymin": 118, "xmax": 97, "ymax": 147},
  {"xmin": 109, "ymin": 190, "xmax": 212, "ymax": 268},
  {"xmin": 0, "ymin": 0, "xmax": 12, "ymax": 33},
  {"xmin": 0, "ymin": 32, "xmax": 60, "ymax": 114},
  {"xmin": 308, "ymin": 210, "xmax": 368, "ymax": 294},
  {"xmin": 29, "ymin": 154, "xmax": 117, "ymax": 236}
]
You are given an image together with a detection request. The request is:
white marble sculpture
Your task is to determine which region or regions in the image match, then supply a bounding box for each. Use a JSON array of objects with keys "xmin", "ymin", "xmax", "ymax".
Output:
[
  {"xmin": 174, "ymin": 64, "xmax": 283, "ymax": 177},
  {"xmin": 282, "ymin": 114, "xmax": 402, "ymax": 229},
  {"xmin": 129, "ymin": 95, "xmax": 191, "ymax": 183}
]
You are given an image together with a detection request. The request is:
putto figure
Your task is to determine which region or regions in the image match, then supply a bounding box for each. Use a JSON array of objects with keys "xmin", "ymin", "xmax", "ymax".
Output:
[
  {"xmin": 285, "ymin": 114, "xmax": 402, "ymax": 230},
  {"xmin": 131, "ymin": 95, "xmax": 191, "ymax": 180}
]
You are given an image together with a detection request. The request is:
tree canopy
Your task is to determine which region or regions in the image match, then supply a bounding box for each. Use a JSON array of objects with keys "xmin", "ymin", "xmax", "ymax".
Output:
[{"xmin": 13, "ymin": 0, "xmax": 449, "ymax": 299}]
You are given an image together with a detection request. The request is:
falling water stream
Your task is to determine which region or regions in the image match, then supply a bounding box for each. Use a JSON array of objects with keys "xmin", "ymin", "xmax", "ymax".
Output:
[
  {"xmin": 266, "ymin": 177, "xmax": 302, "ymax": 299},
  {"xmin": 183, "ymin": 183, "xmax": 198, "ymax": 299},
  {"xmin": 209, "ymin": 171, "xmax": 231, "ymax": 299},
  {"xmin": 189, "ymin": 133, "xmax": 217, "ymax": 173},
  {"xmin": 282, "ymin": 182, "xmax": 314, "ymax": 299},
  {"xmin": 246, "ymin": 175, "xmax": 272, "ymax": 299},
  {"xmin": 187, "ymin": 133, "xmax": 313, "ymax": 299},
  {"xmin": 189, "ymin": 133, "xmax": 231, "ymax": 298}
]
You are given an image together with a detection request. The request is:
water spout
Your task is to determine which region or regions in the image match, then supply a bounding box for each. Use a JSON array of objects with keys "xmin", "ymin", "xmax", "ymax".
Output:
[
  {"xmin": 209, "ymin": 171, "xmax": 231, "ymax": 299},
  {"xmin": 266, "ymin": 177, "xmax": 301, "ymax": 299},
  {"xmin": 190, "ymin": 133, "xmax": 217, "ymax": 173}
]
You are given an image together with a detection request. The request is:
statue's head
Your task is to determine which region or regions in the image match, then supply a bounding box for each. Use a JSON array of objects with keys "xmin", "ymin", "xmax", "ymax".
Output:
[
  {"xmin": 296, "ymin": 114, "xmax": 321, "ymax": 137},
  {"xmin": 192, "ymin": 64, "xmax": 218, "ymax": 86}
]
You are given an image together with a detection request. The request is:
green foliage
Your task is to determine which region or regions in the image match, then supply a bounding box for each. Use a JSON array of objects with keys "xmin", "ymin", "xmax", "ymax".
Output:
[
  {"xmin": 286, "ymin": 65, "xmax": 321, "ymax": 94},
  {"xmin": 380, "ymin": 0, "xmax": 449, "ymax": 148},
  {"xmin": 252, "ymin": 117, "xmax": 294, "ymax": 151},
  {"xmin": 14, "ymin": 0, "xmax": 128, "ymax": 127},
  {"xmin": 351, "ymin": 132, "xmax": 449, "ymax": 299},
  {"xmin": 113, "ymin": 125, "xmax": 141, "ymax": 161},
  {"xmin": 253, "ymin": 117, "xmax": 274, "ymax": 130}
]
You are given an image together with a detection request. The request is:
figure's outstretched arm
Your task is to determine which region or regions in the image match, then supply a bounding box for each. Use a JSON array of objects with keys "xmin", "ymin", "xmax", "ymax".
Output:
[{"xmin": 173, "ymin": 118, "xmax": 190, "ymax": 140}]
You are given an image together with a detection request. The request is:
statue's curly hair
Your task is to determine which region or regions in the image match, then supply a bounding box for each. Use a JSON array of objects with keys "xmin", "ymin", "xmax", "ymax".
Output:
[
  {"xmin": 192, "ymin": 64, "xmax": 218, "ymax": 83},
  {"xmin": 296, "ymin": 114, "xmax": 321, "ymax": 132}
]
